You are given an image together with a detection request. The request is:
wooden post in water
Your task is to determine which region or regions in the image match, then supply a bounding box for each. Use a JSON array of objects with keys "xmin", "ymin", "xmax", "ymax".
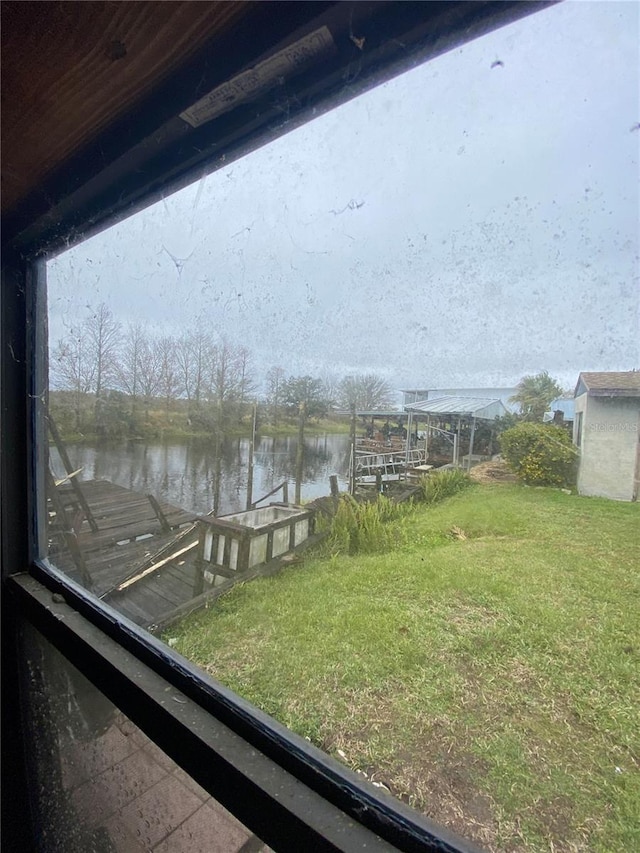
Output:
[
  {"xmin": 349, "ymin": 404, "xmax": 357, "ymax": 496},
  {"xmin": 295, "ymin": 402, "xmax": 305, "ymax": 505},
  {"xmin": 213, "ymin": 430, "xmax": 222, "ymax": 516},
  {"xmin": 246, "ymin": 403, "xmax": 257, "ymax": 510},
  {"xmin": 329, "ymin": 475, "xmax": 339, "ymax": 499}
]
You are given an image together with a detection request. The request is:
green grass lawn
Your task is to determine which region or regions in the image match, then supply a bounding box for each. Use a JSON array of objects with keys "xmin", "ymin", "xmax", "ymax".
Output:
[{"xmin": 166, "ymin": 484, "xmax": 640, "ymax": 852}]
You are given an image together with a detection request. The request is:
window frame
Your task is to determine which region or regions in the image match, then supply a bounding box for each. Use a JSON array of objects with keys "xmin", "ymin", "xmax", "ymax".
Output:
[
  {"xmin": 1, "ymin": 3, "xmax": 552, "ymax": 850},
  {"xmin": 574, "ymin": 411, "xmax": 584, "ymax": 448}
]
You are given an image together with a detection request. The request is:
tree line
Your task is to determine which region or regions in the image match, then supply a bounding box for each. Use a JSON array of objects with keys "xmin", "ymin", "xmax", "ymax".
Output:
[{"xmin": 50, "ymin": 304, "xmax": 395, "ymax": 438}]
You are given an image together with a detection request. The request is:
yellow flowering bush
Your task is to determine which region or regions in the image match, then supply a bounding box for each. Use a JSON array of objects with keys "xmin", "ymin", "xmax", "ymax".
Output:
[{"xmin": 500, "ymin": 422, "xmax": 578, "ymax": 487}]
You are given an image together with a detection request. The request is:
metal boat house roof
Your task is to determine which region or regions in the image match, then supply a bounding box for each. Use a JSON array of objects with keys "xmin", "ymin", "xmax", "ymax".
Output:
[{"xmin": 404, "ymin": 396, "xmax": 508, "ymax": 420}]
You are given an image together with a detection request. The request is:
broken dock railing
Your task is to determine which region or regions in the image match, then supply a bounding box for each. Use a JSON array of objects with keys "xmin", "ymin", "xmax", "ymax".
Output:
[{"xmin": 193, "ymin": 503, "xmax": 315, "ymax": 595}]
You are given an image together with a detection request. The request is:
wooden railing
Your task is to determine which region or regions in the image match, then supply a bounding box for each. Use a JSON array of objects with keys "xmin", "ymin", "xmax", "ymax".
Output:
[{"xmin": 351, "ymin": 448, "xmax": 428, "ymax": 481}]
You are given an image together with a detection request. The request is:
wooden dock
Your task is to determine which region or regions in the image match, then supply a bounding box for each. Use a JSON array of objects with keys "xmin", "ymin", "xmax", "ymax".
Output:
[
  {"xmin": 49, "ymin": 478, "xmax": 201, "ymax": 626},
  {"xmin": 48, "ymin": 474, "xmax": 422, "ymax": 634},
  {"xmin": 48, "ymin": 478, "xmax": 329, "ymax": 632},
  {"xmin": 55, "ymin": 479, "xmax": 196, "ymax": 548}
]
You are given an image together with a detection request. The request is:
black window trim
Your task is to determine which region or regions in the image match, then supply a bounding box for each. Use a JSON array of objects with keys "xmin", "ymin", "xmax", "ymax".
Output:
[
  {"xmin": 2, "ymin": 3, "xmax": 554, "ymax": 850},
  {"xmin": 13, "ymin": 559, "xmax": 482, "ymax": 853},
  {"xmin": 10, "ymin": 571, "xmax": 463, "ymax": 853}
]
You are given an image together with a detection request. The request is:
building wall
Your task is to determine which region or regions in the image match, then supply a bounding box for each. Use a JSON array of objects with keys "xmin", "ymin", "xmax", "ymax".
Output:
[
  {"xmin": 574, "ymin": 394, "xmax": 640, "ymax": 501},
  {"xmin": 402, "ymin": 390, "xmax": 431, "ymax": 405}
]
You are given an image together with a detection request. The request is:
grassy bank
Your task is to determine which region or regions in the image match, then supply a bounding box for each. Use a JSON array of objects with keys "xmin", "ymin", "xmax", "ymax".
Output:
[
  {"xmin": 257, "ymin": 416, "xmax": 352, "ymax": 437},
  {"xmin": 167, "ymin": 484, "xmax": 640, "ymax": 852},
  {"xmin": 51, "ymin": 400, "xmax": 351, "ymax": 444}
]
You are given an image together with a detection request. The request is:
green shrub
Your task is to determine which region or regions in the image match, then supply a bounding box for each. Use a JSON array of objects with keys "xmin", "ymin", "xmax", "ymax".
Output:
[
  {"xmin": 420, "ymin": 468, "xmax": 473, "ymax": 504},
  {"xmin": 319, "ymin": 495, "xmax": 409, "ymax": 556},
  {"xmin": 319, "ymin": 471, "xmax": 472, "ymax": 557},
  {"xmin": 499, "ymin": 422, "xmax": 578, "ymax": 487}
]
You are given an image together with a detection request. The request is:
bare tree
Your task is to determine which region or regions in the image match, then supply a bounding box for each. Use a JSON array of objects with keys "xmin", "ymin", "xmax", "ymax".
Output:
[
  {"xmin": 338, "ymin": 373, "xmax": 394, "ymax": 411},
  {"xmin": 116, "ymin": 323, "xmax": 145, "ymax": 420},
  {"xmin": 320, "ymin": 370, "xmax": 341, "ymax": 410},
  {"xmin": 156, "ymin": 335, "xmax": 182, "ymax": 415},
  {"xmin": 137, "ymin": 335, "xmax": 162, "ymax": 422},
  {"xmin": 208, "ymin": 339, "xmax": 238, "ymax": 429},
  {"xmin": 175, "ymin": 334, "xmax": 194, "ymax": 408},
  {"xmin": 265, "ymin": 365, "xmax": 286, "ymax": 425},
  {"xmin": 236, "ymin": 345, "xmax": 257, "ymax": 422},
  {"xmin": 86, "ymin": 303, "xmax": 121, "ymax": 401},
  {"xmin": 50, "ymin": 327, "xmax": 96, "ymax": 431},
  {"xmin": 175, "ymin": 331, "xmax": 209, "ymax": 414}
]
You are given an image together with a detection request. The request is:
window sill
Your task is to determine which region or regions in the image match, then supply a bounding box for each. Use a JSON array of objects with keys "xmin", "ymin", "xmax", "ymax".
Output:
[{"xmin": 8, "ymin": 570, "xmax": 478, "ymax": 853}]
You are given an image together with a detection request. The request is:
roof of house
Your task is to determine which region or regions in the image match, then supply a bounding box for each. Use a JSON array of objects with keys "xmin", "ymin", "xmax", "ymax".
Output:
[
  {"xmin": 404, "ymin": 396, "xmax": 508, "ymax": 420},
  {"xmin": 575, "ymin": 371, "xmax": 640, "ymax": 398}
]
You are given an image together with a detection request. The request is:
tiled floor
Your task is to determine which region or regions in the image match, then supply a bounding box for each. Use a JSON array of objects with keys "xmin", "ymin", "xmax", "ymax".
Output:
[{"xmin": 61, "ymin": 712, "xmax": 270, "ymax": 852}]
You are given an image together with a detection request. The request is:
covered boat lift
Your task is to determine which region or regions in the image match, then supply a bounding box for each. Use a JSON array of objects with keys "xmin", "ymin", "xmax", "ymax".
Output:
[
  {"xmin": 404, "ymin": 396, "xmax": 508, "ymax": 468},
  {"xmin": 345, "ymin": 409, "xmax": 427, "ymax": 489}
]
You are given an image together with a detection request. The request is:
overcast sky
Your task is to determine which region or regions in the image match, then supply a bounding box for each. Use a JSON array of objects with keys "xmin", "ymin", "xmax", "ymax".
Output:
[{"xmin": 48, "ymin": 1, "xmax": 639, "ymax": 397}]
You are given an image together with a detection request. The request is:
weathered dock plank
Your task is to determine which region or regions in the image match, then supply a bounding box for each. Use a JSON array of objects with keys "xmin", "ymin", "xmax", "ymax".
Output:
[
  {"xmin": 49, "ymin": 477, "xmax": 324, "ymax": 632},
  {"xmin": 105, "ymin": 561, "xmax": 200, "ymax": 627},
  {"xmin": 48, "ymin": 477, "xmax": 200, "ymax": 616},
  {"xmin": 53, "ymin": 478, "xmax": 197, "ymax": 553}
]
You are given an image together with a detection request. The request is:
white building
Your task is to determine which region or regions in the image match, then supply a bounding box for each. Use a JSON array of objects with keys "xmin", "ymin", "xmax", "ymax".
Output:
[{"xmin": 573, "ymin": 372, "xmax": 640, "ymax": 501}]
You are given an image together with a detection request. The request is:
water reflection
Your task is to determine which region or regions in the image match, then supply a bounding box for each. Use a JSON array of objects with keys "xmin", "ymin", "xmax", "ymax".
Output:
[{"xmin": 51, "ymin": 434, "xmax": 350, "ymax": 515}]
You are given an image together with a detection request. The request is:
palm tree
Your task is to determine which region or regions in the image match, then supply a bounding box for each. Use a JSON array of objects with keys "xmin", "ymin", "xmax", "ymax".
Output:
[{"xmin": 510, "ymin": 371, "xmax": 563, "ymax": 422}]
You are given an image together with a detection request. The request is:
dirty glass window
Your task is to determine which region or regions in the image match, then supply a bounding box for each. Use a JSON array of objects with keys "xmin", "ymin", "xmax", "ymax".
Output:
[
  {"xmin": 44, "ymin": 3, "xmax": 639, "ymax": 851},
  {"xmin": 19, "ymin": 622, "xmax": 272, "ymax": 853}
]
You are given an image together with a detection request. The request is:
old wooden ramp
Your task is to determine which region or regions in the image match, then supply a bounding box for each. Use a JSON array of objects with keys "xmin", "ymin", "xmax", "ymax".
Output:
[{"xmin": 48, "ymin": 478, "xmax": 201, "ymax": 625}]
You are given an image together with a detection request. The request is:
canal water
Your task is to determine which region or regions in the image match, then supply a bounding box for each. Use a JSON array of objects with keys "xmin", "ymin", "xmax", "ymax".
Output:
[{"xmin": 51, "ymin": 433, "xmax": 351, "ymax": 516}]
